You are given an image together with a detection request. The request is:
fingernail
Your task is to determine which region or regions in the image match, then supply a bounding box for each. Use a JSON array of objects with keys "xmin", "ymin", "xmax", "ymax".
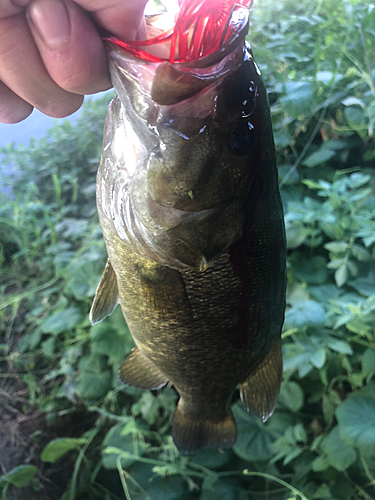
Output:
[{"xmin": 29, "ymin": 0, "xmax": 70, "ymax": 47}]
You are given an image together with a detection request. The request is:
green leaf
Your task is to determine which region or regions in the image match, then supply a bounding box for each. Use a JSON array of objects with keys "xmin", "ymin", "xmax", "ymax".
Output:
[
  {"xmin": 286, "ymin": 225, "xmax": 307, "ymax": 249},
  {"xmin": 316, "ymin": 71, "xmax": 334, "ymax": 85},
  {"xmin": 91, "ymin": 321, "xmax": 132, "ymax": 363},
  {"xmin": 336, "ymin": 390, "xmax": 375, "ymax": 456},
  {"xmin": 351, "ymin": 244, "xmax": 371, "ymax": 262},
  {"xmin": 201, "ymin": 476, "xmax": 239, "ymax": 500},
  {"xmin": 41, "ymin": 337, "xmax": 55, "ymax": 358},
  {"xmin": 327, "ymin": 258, "xmax": 345, "ymax": 270},
  {"xmin": 362, "ymin": 349, "xmax": 375, "ymax": 377},
  {"xmin": 274, "ymin": 131, "xmax": 292, "ymax": 147},
  {"xmin": 233, "ymin": 405, "xmax": 292, "ymax": 462},
  {"xmin": 350, "ymin": 272, "xmax": 375, "ymax": 297},
  {"xmin": 335, "ymin": 264, "xmax": 348, "ymax": 288},
  {"xmin": 191, "ymin": 449, "xmax": 231, "ymax": 469},
  {"xmin": 344, "ymin": 107, "xmax": 368, "ymax": 138},
  {"xmin": 144, "ymin": 475, "xmax": 189, "ymax": 500},
  {"xmin": 310, "ymin": 348, "xmax": 326, "ymax": 369},
  {"xmin": 41, "ymin": 307, "xmax": 83, "ymax": 335},
  {"xmin": 322, "ymin": 394, "xmax": 335, "ymax": 426},
  {"xmin": 327, "ymin": 339, "xmax": 353, "ymax": 355},
  {"xmin": 77, "ymin": 354, "xmax": 112, "ymax": 400},
  {"xmin": 313, "ymin": 483, "xmax": 332, "ymax": 499},
  {"xmin": 66, "ymin": 254, "xmax": 106, "ymax": 300},
  {"xmin": 0, "ymin": 465, "xmax": 38, "ymax": 487},
  {"xmin": 292, "ymin": 255, "xmax": 329, "ymax": 284},
  {"xmin": 342, "ymin": 97, "xmax": 366, "ymax": 108},
  {"xmin": 320, "ymin": 426, "xmax": 357, "ymax": 471},
  {"xmin": 302, "ymin": 149, "xmax": 336, "ymax": 168},
  {"xmin": 284, "ymin": 300, "xmax": 325, "ymax": 329},
  {"xmin": 280, "ymin": 81, "xmax": 313, "ymax": 118},
  {"xmin": 102, "ymin": 422, "xmax": 147, "ymax": 470},
  {"xmin": 278, "ymin": 381, "xmax": 304, "ymax": 412},
  {"xmin": 312, "ymin": 454, "xmax": 330, "ymax": 472},
  {"xmin": 324, "ymin": 241, "xmax": 348, "ymax": 253},
  {"xmin": 41, "ymin": 438, "xmax": 87, "ymax": 463}
]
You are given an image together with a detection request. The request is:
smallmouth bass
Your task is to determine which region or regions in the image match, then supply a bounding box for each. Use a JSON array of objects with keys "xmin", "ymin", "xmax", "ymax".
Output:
[{"xmin": 90, "ymin": 0, "xmax": 286, "ymax": 454}]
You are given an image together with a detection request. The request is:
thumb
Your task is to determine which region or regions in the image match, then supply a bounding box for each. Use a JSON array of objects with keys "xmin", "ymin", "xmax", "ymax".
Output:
[{"xmin": 75, "ymin": 0, "xmax": 149, "ymax": 40}]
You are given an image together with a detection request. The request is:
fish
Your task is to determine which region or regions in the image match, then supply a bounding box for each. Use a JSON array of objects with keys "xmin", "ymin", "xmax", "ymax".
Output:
[{"xmin": 90, "ymin": 0, "xmax": 286, "ymax": 455}]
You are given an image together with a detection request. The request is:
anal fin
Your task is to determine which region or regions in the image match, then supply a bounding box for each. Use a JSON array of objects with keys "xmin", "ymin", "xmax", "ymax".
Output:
[
  {"xmin": 240, "ymin": 339, "xmax": 283, "ymax": 422},
  {"xmin": 119, "ymin": 348, "xmax": 168, "ymax": 390},
  {"xmin": 89, "ymin": 259, "xmax": 119, "ymax": 325},
  {"xmin": 172, "ymin": 403, "xmax": 237, "ymax": 455}
]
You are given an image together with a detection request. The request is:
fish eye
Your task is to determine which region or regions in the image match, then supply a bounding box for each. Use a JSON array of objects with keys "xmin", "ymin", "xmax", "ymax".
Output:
[{"xmin": 228, "ymin": 122, "xmax": 256, "ymax": 156}]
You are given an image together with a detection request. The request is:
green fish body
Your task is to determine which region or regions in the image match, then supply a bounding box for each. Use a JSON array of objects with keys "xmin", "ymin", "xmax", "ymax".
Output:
[{"xmin": 91, "ymin": 19, "xmax": 286, "ymax": 454}]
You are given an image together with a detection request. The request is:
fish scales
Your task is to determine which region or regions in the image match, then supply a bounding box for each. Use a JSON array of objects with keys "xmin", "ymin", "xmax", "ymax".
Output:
[{"xmin": 91, "ymin": 5, "xmax": 286, "ymax": 454}]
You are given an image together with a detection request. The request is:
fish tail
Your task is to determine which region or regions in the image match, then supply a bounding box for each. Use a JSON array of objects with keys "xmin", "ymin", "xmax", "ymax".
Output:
[{"xmin": 171, "ymin": 403, "xmax": 237, "ymax": 455}]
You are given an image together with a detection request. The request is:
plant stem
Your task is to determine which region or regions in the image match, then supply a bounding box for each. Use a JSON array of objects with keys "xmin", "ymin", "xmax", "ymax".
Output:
[{"xmin": 243, "ymin": 471, "xmax": 310, "ymax": 500}]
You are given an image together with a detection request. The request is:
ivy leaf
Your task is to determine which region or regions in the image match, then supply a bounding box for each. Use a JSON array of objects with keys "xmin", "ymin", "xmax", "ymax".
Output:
[
  {"xmin": 320, "ymin": 426, "xmax": 357, "ymax": 471},
  {"xmin": 233, "ymin": 405, "xmax": 292, "ymax": 462},
  {"xmin": 336, "ymin": 386, "xmax": 375, "ymax": 456}
]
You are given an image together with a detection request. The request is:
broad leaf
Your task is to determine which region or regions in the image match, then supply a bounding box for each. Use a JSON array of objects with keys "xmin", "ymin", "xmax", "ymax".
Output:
[
  {"xmin": 41, "ymin": 307, "xmax": 83, "ymax": 335},
  {"xmin": 41, "ymin": 438, "xmax": 87, "ymax": 463},
  {"xmin": 336, "ymin": 387, "xmax": 375, "ymax": 456},
  {"xmin": 0, "ymin": 465, "xmax": 38, "ymax": 487}
]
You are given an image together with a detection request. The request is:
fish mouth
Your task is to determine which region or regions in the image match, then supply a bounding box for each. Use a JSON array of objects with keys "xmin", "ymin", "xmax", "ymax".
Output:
[
  {"xmin": 106, "ymin": 1, "xmax": 251, "ymax": 66},
  {"xmin": 109, "ymin": 41, "xmax": 247, "ymax": 110},
  {"xmin": 106, "ymin": 1, "xmax": 250, "ymax": 107}
]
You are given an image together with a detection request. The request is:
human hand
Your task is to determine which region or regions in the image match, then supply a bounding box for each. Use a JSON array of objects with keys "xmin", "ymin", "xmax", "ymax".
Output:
[{"xmin": 0, "ymin": 0, "xmax": 148, "ymax": 124}]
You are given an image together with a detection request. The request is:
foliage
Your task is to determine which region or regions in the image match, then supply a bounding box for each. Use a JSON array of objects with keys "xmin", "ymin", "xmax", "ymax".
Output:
[{"xmin": 1, "ymin": 0, "xmax": 375, "ymax": 499}]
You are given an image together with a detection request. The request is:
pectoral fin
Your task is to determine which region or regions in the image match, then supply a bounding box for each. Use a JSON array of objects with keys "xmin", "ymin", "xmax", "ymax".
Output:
[
  {"xmin": 119, "ymin": 348, "xmax": 168, "ymax": 390},
  {"xmin": 240, "ymin": 339, "xmax": 283, "ymax": 422},
  {"xmin": 89, "ymin": 259, "xmax": 119, "ymax": 325}
]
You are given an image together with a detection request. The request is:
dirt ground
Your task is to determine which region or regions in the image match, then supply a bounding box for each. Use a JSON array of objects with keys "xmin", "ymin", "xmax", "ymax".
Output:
[{"xmin": 0, "ymin": 370, "xmax": 96, "ymax": 500}]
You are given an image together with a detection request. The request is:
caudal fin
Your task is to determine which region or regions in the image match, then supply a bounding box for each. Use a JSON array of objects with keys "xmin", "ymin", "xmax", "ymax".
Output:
[{"xmin": 171, "ymin": 403, "xmax": 237, "ymax": 455}]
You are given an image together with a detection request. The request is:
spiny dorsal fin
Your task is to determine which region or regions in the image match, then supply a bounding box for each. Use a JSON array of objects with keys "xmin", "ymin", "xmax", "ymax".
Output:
[
  {"xmin": 119, "ymin": 347, "xmax": 169, "ymax": 390},
  {"xmin": 172, "ymin": 403, "xmax": 237, "ymax": 455},
  {"xmin": 89, "ymin": 259, "xmax": 119, "ymax": 325},
  {"xmin": 240, "ymin": 339, "xmax": 283, "ymax": 422}
]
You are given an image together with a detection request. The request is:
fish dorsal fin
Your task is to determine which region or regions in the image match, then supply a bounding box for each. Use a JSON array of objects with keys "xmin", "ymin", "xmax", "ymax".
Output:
[
  {"xmin": 89, "ymin": 259, "xmax": 119, "ymax": 325},
  {"xmin": 119, "ymin": 348, "xmax": 169, "ymax": 390},
  {"xmin": 240, "ymin": 339, "xmax": 283, "ymax": 422}
]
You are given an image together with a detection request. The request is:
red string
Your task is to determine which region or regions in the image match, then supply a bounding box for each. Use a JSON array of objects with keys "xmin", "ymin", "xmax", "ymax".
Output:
[{"xmin": 106, "ymin": 0, "xmax": 253, "ymax": 63}]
